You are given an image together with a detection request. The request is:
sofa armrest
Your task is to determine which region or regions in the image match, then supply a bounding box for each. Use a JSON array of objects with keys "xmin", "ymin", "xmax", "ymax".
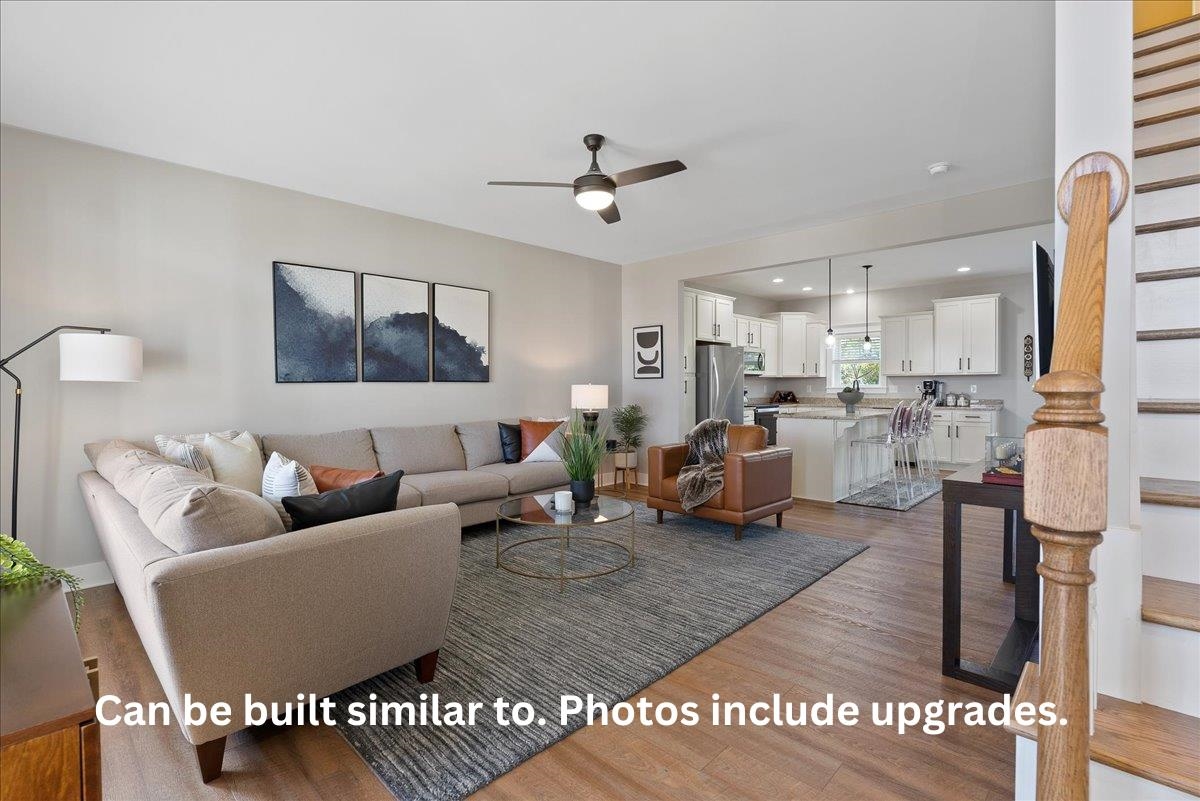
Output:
[
  {"xmin": 724, "ymin": 447, "xmax": 793, "ymax": 512},
  {"xmin": 142, "ymin": 504, "xmax": 461, "ymax": 745},
  {"xmin": 648, "ymin": 444, "xmax": 689, "ymax": 497}
]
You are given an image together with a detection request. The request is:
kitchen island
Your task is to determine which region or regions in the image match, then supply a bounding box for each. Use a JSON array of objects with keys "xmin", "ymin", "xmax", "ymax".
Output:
[{"xmin": 776, "ymin": 407, "xmax": 891, "ymax": 502}]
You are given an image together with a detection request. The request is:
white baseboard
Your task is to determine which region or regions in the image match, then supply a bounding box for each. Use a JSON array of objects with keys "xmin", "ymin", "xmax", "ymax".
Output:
[{"xmin": 66, "ymin": 560, "xmax": 113, "ymax": 590}]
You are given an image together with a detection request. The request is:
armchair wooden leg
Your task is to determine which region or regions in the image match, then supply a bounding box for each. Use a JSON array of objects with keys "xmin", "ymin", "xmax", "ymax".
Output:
[
  {"xmin": 734, "ymin": 525, "xmax": 743, "ymax": 541},
  {"xmin": 415, "ymin": 649, "xmax": 440, "ymax": 683},
  {"xmin": 195, "ymin": 736, "xmax": 226, "ymax": 783},
  {"xmin": 775, "ymin": 512, "xmax": 784, "ymax": 527},
  {"xmin": 656, "ymin": 509, "xmax": 663, "ymax": 524}
]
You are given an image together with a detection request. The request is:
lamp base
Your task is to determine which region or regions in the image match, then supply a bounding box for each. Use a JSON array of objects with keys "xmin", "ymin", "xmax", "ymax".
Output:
[{"xmin": 582, "ymin": 411, "xmax": 600, "ymax": 438}]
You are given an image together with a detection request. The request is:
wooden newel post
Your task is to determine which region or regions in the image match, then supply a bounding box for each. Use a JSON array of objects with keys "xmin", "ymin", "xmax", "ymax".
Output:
[{"xmin": 1024, "ymin": 154, "xmax": 1127, "ymax": 801}]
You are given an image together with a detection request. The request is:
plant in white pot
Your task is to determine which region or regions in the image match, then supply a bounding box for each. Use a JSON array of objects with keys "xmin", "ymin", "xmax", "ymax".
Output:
[{"xmin": 611, "ymin": 403, "xmax": 649, "ymax": 475}]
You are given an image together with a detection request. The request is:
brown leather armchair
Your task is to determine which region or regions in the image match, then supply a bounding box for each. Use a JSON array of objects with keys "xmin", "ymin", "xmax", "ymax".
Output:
[{"xmin": 647, "ymin": 424, "xmax": 794, "ymax": 540}]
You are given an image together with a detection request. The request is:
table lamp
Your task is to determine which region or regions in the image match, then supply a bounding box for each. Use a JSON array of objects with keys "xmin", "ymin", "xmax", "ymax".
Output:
[
  {"xmin": 570, "ymin": 384, "xmax": 609, "ymax": 437},
  {"xmin": 1, "ymin": 327, "xmax": 142, "ymax": 537}
]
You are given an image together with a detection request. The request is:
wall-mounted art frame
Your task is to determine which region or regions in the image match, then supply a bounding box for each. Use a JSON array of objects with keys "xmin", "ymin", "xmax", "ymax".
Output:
[
  {"xmin": 361, "ymin": 273, "xmax": 430, "ymax": 382},
  {"xmin": 432, "ymin": 283, "xmax": 490, "ymax": 382},
  {"xmin": 633, "ymin": 324, "xmax": 663, "ymax": 379},
  {"xmin": 273, "ymin": 261, "xmax": 358, "ymax": 383}
]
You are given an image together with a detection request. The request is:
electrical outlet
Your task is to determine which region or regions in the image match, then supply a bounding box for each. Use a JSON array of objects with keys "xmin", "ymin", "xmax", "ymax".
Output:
[{"xmin": 970, "ymin": 384, "xmax": 977, "ymax": 394}]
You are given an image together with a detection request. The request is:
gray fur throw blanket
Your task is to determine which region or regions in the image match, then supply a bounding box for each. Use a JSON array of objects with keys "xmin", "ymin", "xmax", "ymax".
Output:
[{"xmin": 677, "ymin": 418, "xmax": 729, "ymax": 512}]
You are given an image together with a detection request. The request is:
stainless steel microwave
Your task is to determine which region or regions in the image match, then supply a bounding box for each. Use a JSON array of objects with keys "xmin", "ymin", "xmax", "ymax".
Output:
[{"xmin": 743, "ymin": 349, "xmax": 765, "ymax": 375}]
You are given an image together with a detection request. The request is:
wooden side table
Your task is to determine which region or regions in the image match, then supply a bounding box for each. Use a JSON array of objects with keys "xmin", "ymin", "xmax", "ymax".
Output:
[{"xmin": 0, "ymin": 582, "xmax": 101, "ymax": 801}]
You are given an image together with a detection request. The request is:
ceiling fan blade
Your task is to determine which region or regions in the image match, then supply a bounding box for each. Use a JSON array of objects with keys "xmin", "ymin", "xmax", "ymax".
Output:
[
  {"xmin": 598, "ymin": 203, "xmax": 621, "ymax": 224},
  {"xmin": 609, "ymin": 160, "xmax": 686, "ymax": 188},
  {"xmin": 486, "ymin": 181, "xmax": 573, "ymax": 188}
]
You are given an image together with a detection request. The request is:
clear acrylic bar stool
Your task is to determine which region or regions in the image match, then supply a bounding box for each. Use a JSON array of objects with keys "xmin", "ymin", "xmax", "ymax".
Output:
[{"xmin": 850, "ymin": 403, "xmax": 914, "ymax": 506}]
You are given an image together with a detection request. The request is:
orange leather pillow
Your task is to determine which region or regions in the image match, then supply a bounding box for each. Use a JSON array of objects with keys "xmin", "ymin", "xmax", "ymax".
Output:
[
  {"xmin": 519, "ymin": 419, "xmax": 564, "ymax": 460},
  {"xmin": 309, "ymin": 464, "xmax": 385, "ymax": 492}
]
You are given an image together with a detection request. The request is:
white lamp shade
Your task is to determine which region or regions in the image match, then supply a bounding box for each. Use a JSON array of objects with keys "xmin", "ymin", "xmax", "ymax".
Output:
[
  {"xmin": 59, "ymin": 333, "xmax": 142, "ymax": 382},
  {"xmin": 570, "ymin": 383, "xmax": 609, "ymax": 411}
]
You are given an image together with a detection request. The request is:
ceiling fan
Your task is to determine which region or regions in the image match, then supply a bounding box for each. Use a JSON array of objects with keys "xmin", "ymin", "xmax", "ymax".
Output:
[{"xmin": 487, "ymin": 134, "xmax": 686, "ymax": 224}]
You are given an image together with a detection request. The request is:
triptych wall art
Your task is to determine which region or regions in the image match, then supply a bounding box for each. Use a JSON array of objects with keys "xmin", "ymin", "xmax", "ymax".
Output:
[{"xmin": 273, "ymin": 262, "xmax": 489, "ymax": 383}]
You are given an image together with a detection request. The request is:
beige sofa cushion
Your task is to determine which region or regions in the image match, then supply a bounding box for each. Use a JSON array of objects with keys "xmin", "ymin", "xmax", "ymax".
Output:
[
  {"xmin": 137, "ymin": 464, "xmax": 284, "ymax": 554},
  {"xmin": 94, "ymin": 440, "xmax": 178, "ymax": 507},
  {"xmin": 401, "ymin": 470, "xmax": 508, "ymax": 506},
  {"xmin": 394, "ymin": 482, "xmax": 424, "ymax": 510},
  {"xmin": 373, "ymin": 425, "xmax": 466, "ymax": 475},
  {"xmin": 472, "ymin": 461, "xmax": 570, "ymax": 495},
  {"xmin": 261, "ymin": 429, "xmax": 379, "ymax": 471},
  {"xmin": 455, "ymin": 420, "xmax": 503, "ymax": 471}
]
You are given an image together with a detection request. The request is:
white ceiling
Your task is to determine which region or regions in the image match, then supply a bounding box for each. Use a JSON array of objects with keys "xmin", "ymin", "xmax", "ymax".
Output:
[
  {"xmin": 694, "ymin": 224, "xmax": 1055, "ymax": 299},
  {"xmin": 0, "ymin": 1, "xmax": 1054, "ymax": 265}
]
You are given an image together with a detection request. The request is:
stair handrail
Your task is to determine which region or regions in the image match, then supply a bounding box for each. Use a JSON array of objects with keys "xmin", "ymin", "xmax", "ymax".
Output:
[{"xmin": 1025, "ymin": 151, "xmax": 1128, "ymax": 801}]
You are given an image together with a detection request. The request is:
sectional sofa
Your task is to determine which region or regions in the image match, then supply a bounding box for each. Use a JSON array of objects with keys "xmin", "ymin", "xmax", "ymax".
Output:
[{"xmin": 77, "ymin": 420, "xmax": 569, "ymax": 782}]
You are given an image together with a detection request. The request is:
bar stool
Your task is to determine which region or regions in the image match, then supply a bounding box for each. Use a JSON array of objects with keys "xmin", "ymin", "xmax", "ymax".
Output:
[{"xmin": 850, "ymin": 403, "xmax": 914, "ymax": 506}]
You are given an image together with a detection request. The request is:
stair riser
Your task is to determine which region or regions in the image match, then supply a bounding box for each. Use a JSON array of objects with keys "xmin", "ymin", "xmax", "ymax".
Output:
[
  {"xmin": 1134, "ymin": 61, "xmax": 1200, "ymax": 94},
  {"xmin": 1136, "ymin": 85, "xmax": 1200, "ymax": 119},
  {"xmin": 1134, "ymin": 183, "xmax": 1200, "ymax": 226},
  {"xmin": 1141, "ymin": 504, "xmax": 1200, "ymax": 584},
  {"xmin": 1140, "ymin": 621, "xmax": 1200, "ymax": 716},
  {"xmin": 1134, "ymin": 113, "xmax": 1200, "ymax": 149},
  {"xmin": 1136, "ymin": 38, "xmax": 1200, "ymax": 70},
  {"xmin": 1137, "ymin": 414, "xmax": 1200, "ymax": 481},
  {"xmin": 1136, "ymin": 223, "xmax": 1200, "ymax": 268},
  {"xmin": 1133, "ymin": 144, "xmax": 1200, "ymax": 183},
  {"xmin": 1137, "ymin": 339, "xmax": 1200, "ymax": 398},
  {"xmin": 1137, "ymin": 275, "xmax": 1200, "ymax": 330},
  {"xmin": 1136, "ymin": 18, "xmax": 1200, "ymax": 50}
]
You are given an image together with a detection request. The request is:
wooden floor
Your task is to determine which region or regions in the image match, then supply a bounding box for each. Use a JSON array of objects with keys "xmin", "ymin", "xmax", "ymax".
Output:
[{"xmin": 77, "ymin": 485, "xmax": 1018, "ymax": 801}]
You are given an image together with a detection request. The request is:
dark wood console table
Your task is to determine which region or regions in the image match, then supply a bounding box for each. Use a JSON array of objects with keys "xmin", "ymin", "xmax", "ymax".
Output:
[{"xmin": 942, "ymin": 462, "xmax": 1039, "ymax": 693}]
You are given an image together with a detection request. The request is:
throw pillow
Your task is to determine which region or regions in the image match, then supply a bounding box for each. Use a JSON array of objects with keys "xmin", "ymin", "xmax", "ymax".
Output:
[
  {"xmin": 523, "ymin": 421, "xmax": 566, "ymax": 463},
  {"xmin": 282, "ymin": 470, "xmax": 404, "ymax": 531},
  {"xmin": 137, "ymin": 464, "xmax": 283, "ymax": 554},
  {"xmin": 519, "ymin": 418, "xmax": 566, "ymax": 460},
  {"xmin": 497, "ymin": 422, "xmax": 522, "ymax": 464},
  {"xmin": 309, "ymin": 464, "xmax": 384, "ymax": 492},
  {"xmin": 261, "ymin": 451, "xmax": 318, "ymax": 527},
  {"xmin": 154, "ymin": 435, "xmax": 215, "ymax": 481},
  {"xmin": 203, "ymin": 431, "xmax": 264, "ymax": 494},
  {"xmin": 455, "ymin": 420, "xmax": 505, "ymax": 470}
]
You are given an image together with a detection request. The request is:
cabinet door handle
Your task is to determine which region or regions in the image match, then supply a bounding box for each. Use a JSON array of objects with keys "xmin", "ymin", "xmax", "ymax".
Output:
[
  {"xmin": 958, "ymin": 357, "xmax": 962, "ymax": 371},
  {"xmin": 956, "ymin": 425, "xmax": 960, "ymax": 438},
  {"xmin": 684, "ymin": 379, "xmax": 687, "ymax": 393},
  {"xmin": 684, "ymin": 355, "xmax": 687, "ymax": 369},
  {"xmin": 967, "ymin": 357, "xmax": 971, "ymax": 370},
  {"xmin": 908, "ymin": 359, "xmax": 912, "ymax": 371}
]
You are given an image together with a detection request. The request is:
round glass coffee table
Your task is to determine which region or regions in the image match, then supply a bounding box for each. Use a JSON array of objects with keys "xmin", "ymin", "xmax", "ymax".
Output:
[{"xmin": 495, "ymin": 494, "xmax": 635, "ymax": 591}]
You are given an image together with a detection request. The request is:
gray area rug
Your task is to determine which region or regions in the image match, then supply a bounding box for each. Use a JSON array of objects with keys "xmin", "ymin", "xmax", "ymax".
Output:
[
  {"xmin": 332, "ymin": 503, "xmax": 866, "ymax": 800},
  {"xmin": 839, "ymin": 477, "xmax": 942, "ymax": 511}
]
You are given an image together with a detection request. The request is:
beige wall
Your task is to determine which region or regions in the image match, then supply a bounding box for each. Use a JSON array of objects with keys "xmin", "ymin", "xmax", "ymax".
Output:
[{"xmin": 0, "ymin": 126, "xmax": 622, "ymax": 570}]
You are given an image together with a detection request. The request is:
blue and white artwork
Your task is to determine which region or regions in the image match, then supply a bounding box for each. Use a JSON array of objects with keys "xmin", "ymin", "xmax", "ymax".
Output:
[
  {"xmin": 273, "ymin": 262, "xmax": 357, "ymax": 383},
  {"xmin": 362, "ymin": 273, "xmax": 429, "ymax": 382},
  {"xmin": 432, "ymin": 283, "xmax": 489, "ymax": 382}
]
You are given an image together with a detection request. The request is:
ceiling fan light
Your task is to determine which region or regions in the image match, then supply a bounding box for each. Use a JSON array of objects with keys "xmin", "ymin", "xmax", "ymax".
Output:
[{"xmin": 574, "ymin": 188, "xmax": 615, "ymax": 210}]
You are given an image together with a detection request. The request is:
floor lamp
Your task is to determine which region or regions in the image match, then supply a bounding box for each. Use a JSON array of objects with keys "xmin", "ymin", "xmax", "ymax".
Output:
[{"xmin": 1, "ymin": 327, "xmax": 142, "ymax": 538}]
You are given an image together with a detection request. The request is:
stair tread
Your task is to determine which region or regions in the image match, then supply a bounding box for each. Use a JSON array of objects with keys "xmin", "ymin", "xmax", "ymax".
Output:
[
  {"xmin": 1135, "ymin": 13, "xmax": 1200, "ymax": 40},
  {"xmin": 1135, "ymin": 106, "xmax": 1200, "ymax": 128},
  {"xmin": 1136, "ymin": 173, "xmax": 1200, "ymax": 192},
  {"xmin": 1139, "ymin": 399, "xmax": 1200, "ymax": 413},
  {"xmin": 1137, "ymin": 266, "xmax": 1200, "ymax": 281},
  {"xmin": 1135, "ymin": 138, "xmax": 1200, "ymax": 158},
  {"xmin": 1143, "ymin": 576, "xmax": 1200, "ymax": 632},
  {"xmin": 1134, "ymin": 78, "xmax": 1200, "ymax": 102},
  {"xmin": 1007, "ymin": 662, "xmax": 1200, "ymax": 796},
  {"xmin": 1141, "ymin": 476, "xmax": 1200, "ymax": 507},
  {"xmin": 1134, "ymin": 53, "xmax": 1200, "ymax": 79},
  {"xmin": 1137, "ymin": 326, "xmax": 1200, "ymax": 340},
  {"xmin": 1135, "ymin": 32, "xmax": 1200, "ymax": 60}
]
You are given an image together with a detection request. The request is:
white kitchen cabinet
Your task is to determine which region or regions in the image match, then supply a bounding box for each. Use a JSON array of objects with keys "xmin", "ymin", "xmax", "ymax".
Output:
[
  {"xmin": 761, "ymin": 321, "xmax": 779, "ymax": 376},
  {"xmin": 805, "ymin": 321, "xmax": 828, "ymax": 378},
  {"xmin": 930, "ymin": 408, "xmax": 997, "ymax": 464},
  {"xmin": 715, "ymin": 298, "xmax": 734, "ymax": 343},
  {"xmin": 681, "ymin": 372, "xmax": 696, "ymax": 435},
  {"xmin": 881, "ymin": 312, "xmax": 934, "ymax": 375},
  {"xmin": 933, "ymin": 294, "xmax": 1000, "ymax": 375},
  {"xmin": 932, "ymin": 414, "xmax": 955, "ymax": 464},
  {"xmin": 692, "ymin": 290, "xmax": 735, "ymax": 343},
  {"xmin": 766, "ymin": 312, "xmax": 826, "ymax": 377},
  {"xmin": 954, "ymin": 421, "xmax": 990, "ymax": 464},
  {"xmin": 734, "ymin": 315, "xmax": 763, "ymax": 349},
  {"xmin": 682, "ymin": 291, "xmax": 697, "ymax": 374}
]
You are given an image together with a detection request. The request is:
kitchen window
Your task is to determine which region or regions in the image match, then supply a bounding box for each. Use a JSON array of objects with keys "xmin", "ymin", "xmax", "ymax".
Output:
[{"xmin": 828, "ymin": 330, "xmax": 882, "ymax": 390}]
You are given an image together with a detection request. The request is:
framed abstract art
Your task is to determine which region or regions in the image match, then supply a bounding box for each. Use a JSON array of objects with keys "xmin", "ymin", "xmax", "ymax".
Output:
[
  {"xmin": 432, "ymin": 283, "xmax": 490, "ymax": 382},
  {"xmin": 273, "ymin": 262, "xmax": 357, "ymax": 383}
]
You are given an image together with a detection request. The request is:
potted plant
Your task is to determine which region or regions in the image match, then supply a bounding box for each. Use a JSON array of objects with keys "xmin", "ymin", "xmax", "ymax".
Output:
[
  {"xmin": 1, "ymin": 534, "xmax": 83, "ymax": 630},
  {"xmin": 610, "ymin": 403, "xmax": 648, "ymax": 473},
  {"xmin": 560, "ymin": 414, "xmax": 607, "ymax": 504}
]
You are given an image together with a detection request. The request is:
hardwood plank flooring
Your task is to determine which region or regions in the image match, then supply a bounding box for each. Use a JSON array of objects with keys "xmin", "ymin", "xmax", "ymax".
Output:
[{"xmin": 77, "ymin": 485, "xmax": 1017, "ymax": 800}]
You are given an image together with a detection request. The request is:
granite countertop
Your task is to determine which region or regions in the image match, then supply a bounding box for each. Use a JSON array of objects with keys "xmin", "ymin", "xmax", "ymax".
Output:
[
  {"xmin": 776, "ymin": 407, "xmax": 893, "ymax": 421},
  {"xmin": 745, "ymin": 396, "xmax": 1004, "ymax": 412}
]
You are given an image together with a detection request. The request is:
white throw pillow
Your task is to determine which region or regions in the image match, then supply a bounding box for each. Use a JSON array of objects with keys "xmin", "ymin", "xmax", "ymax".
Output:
[
  {"xmin": 523, "ymin": 422, "xmax": 566, "ymax": 463},
  {"xmin": 153, "ymin": 435, "xmax": 215, "ymax": 481},
  {"xmin": 203, "ymin": 431, "xmax": 264, "ymax": 494},
  {"xmin": 261, "ymin": 451, "xmax": 318, "ymax": 527}
]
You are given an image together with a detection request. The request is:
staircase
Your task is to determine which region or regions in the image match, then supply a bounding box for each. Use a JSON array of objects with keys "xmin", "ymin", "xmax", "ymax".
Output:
[{"xmin": 1132, "ymin": 13, "xmax": 1200, "ymax": 728}]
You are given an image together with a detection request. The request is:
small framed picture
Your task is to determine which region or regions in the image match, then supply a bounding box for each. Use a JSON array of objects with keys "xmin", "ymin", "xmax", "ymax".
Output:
[{"xmin": 633, "ymin": 324, "xmax": 663, "ymax": 379}]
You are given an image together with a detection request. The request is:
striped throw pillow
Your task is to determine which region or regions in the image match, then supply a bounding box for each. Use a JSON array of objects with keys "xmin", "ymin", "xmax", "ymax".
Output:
[
  {"xmin": 261, "ymin": 451, "xmax": 318, "ymax": 528},
  {"xmin": 153, "ymin": 435, "xmax": 215, "ymax": 480}
]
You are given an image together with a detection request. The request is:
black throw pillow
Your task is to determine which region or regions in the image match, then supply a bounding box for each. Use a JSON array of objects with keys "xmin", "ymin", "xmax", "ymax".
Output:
[
  {"xmin": 282, "ymin": 470, "xmax": 404, "ymax": 531},
  {"xmin": 498, "ymin": 422, "xmax": 522, "ymax": 464}
]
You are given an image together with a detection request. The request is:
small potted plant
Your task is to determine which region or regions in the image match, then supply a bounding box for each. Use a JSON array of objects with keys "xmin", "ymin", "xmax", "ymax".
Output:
[
  {"xmin": 610, "ymin": 403, "xmax": 648, "ymax": 475},
  {"xmin": 560, "ymin": 414, "xmax": 607, "ymax": 504}
]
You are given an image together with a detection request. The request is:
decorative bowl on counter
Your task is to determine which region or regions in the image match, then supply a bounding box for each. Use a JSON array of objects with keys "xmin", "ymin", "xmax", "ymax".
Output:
[{"xmin": 836, "ymin": 388, "xmax": 864, "ymax": 414}]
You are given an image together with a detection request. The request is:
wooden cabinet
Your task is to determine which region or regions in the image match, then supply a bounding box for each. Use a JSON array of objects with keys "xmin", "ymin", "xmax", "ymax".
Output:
[
  {"xmin": 933, "ymin": 294, "xmax": 1000, "ymax": 375},
  {"xmin": 931, "ymin": 408, "xmax": 997, "ymax": 464},
  {"xmin": 682, "ymin": 291, "xmax": 696, "ymax": 373},
  {"xmin": 767, "ymin": 312, "xmax": 827, "ymax": 377},
  {"xmin": 691, "ymin": 290, "xmax": 735, "ymax": 344},
  {"xmin": 881, "ymin": 312, "xmax": 934, "ymax": 375},
  {"xmin": 761, "ymin": 321, "xmax": 779, "ymax": 377}
]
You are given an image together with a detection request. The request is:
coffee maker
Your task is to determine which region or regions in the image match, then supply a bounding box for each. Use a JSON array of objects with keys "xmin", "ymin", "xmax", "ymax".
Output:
[{"xmin": 921, "ymin": 379, "xmax": 947, "ymax": 406}]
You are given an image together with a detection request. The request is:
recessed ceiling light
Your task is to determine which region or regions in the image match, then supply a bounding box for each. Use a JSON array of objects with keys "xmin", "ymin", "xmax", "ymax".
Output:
[
  {"xmin": 801, "ymin": 286, "xmax": 813, "ymax": 291},
  {"xmin": 845, "ymin": 288, "xmax": 855, "ymax": 294},
  {"xmin": 957, "ymin": 266, "xmax": 972, "ymax": 272},
  {"xmin": 928, "ymin": 162, "xmax": 952, "ymax": 175},
  {"xmin": 772, "ymin": 277, "xmax": 784, "ymax": 284}
]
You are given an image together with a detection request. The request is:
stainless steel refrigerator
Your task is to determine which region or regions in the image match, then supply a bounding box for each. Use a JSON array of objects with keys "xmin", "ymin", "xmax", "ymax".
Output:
[{"xmin": 695, "ymin": 345, "xmax": 745, "ymax": 424}]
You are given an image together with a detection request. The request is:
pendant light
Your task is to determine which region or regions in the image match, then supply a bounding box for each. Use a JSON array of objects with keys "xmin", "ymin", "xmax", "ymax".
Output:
[
  {"xmin": 861, "ymin": 264, "xmax": 873, "ymax": 354},
  {"xmin": 824, "ymin": 258, "xmax": 835, "ymax": 346}
]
